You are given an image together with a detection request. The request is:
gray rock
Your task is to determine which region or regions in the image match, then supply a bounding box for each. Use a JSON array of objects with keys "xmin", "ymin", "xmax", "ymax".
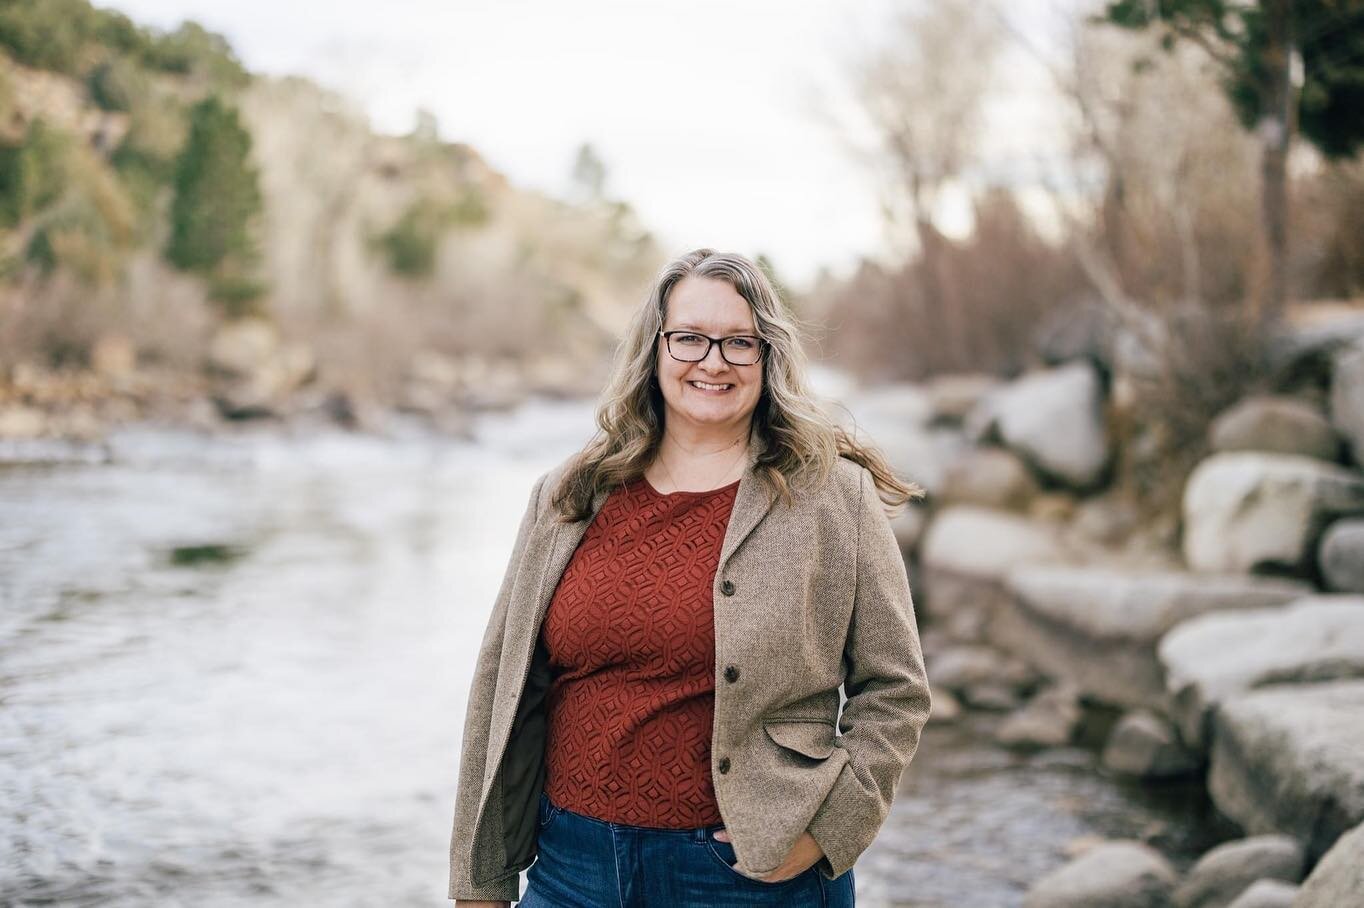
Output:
[
  {"xmin": 1172, "ymin": 835, "xmax": 1303, "ymax": 908},
  {"xmin": 208, "ymin": 317, "xmax": 278, "ymax": 377},
  {"xmin": 1329, "ymin": 340, "xmax": 1364, "ymax": 467},
  {"xmin": 992, "ymin": 567, "xmax": 1310, "ymax": 709},
  {"xmin": 1159, "ymin": 597, "xmax": 1364, "ymax": 750},
  {"xmin": 959, "ymin": 682, "xmax": 1022, "ymax": 712},
  {"xmin": 927, "ymin": 644, "xmax": 1039, "ymax": 692},
  {"xmin": 832, "ymin": 387, "xmax": 967, "ymax": 496},
  {"xmin": 1224, "ymin": 879, "xmax": 1297, "ymax": 908},
  {"xmin": 973, "ymin": 362, "xmax": 1112, "ymax": 490},
  {"xmin": 924, "ymin": 373, "xmax": 1000, "ymax": 425},
  {"xmin": 1023, "ymin": 840, "xmax": 1177, "ymax": 908},
  {"xmin": 937, "ymin": 446, "xmax": 1039, "ymax": 511},
  {"xmin": 919, "ymin": 505, "xmax": 1076, "ymax": 639},
  {"xmin": 1292, "ymin": 819, "xmax": 1364, "ymax": 907},
  {"xmin": 996, "ymin": 684, "xmax": 1082, "ymax": 751},
  {"xmin": 1182, "ymin": 452, "xmax": 1364, "ymax": 575},
  {"xmin": 1070, "ymin": 492, "xmax": 1143, "ymax": 547},
  {"xmin": 922, "ymin": 507, "xmax": 1075, "ymax": 581},
  {"xmin": 1319, "ymin": 519, "xmax": 1364, "ymax": 593},
  {"xmin": 838, "ymin": 382, "xmax": 934, "ymax": 428},
  {"xmin": 0, "ymin": 405, "xmax": 47, "ymax": 439},
  {"xmin": 1209, "ymin": 396, "xmax": 1340, "ymax": 461},
  {"xmin": 1103, "ymin": 711, "xmax": 1199, "ymax": 778},
  {"xmin": 1209, "ymin": 681, "xmax": 1364, "ymax": 862},
  {"xmin": 927, "ymin": 687, "xmax": 962, "ymax": 724}
]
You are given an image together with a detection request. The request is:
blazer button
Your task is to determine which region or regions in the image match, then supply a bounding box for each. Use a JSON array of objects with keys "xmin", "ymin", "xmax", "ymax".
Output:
[
  {"xmin": 718, "ymin": 757, "xmax": 730, "ymax": 774},
  {"xmin": 724, "ymin": 665, "xmax": 739, "ymax": 683},
  {"xmin": 719, "ymin": 579, "xmax": 736, "ymax": 596}
]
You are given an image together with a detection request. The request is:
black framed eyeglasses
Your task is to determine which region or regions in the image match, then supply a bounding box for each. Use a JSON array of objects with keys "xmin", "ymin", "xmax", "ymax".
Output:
[{"xmin": 659, "ymin": 330, "xmax": 765, "ymax": 366}]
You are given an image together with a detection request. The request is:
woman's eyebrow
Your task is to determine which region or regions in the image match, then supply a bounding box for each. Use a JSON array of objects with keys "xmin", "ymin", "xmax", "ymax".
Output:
[{"xmin": 671, "ymin": 322, "xmax": 757, "ymax": 334}]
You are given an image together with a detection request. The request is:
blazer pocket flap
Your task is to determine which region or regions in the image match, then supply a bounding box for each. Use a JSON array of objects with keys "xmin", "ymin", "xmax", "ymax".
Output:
[{"xmin": 763, "ymin": 719, "xmax": 836, "ymax": 759}]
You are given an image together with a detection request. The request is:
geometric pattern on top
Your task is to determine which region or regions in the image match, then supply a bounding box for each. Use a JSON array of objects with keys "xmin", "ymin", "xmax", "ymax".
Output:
[{"xmin": 540, "ymin": 476, "xmax": 740, "ymax": 828}]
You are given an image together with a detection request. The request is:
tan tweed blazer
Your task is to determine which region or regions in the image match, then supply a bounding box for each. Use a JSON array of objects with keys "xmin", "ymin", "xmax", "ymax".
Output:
[{"xmin": 448, "ymin": 448, "xmax": 931, "ymax": 901}]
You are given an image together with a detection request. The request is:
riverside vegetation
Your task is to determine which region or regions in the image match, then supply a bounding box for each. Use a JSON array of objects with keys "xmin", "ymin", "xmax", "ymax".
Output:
[{"xmin": 0, "ymin": 0, "xmax": 664, "ymax": 444}]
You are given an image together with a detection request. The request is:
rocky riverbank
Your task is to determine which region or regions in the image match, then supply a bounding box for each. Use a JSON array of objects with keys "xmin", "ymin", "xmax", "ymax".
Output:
[
  {"xmin": 838, "ymin": 302, "xmax": 1364, "ymax": 906},
  {"xmin": 0, "ymin": 317, "xmax": 606, "ymax": 455}
]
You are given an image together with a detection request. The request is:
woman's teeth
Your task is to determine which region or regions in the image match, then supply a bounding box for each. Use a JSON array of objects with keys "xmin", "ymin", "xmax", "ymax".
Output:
[{"xmin": 690, "ymin": 381, "xmax": 732, "ymax": 391}]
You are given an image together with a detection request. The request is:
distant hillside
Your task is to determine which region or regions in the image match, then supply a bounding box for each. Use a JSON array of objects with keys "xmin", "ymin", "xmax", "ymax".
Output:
[{"xmin": 0, "ymin": 0, "xmax": 663, "ymax": 416}]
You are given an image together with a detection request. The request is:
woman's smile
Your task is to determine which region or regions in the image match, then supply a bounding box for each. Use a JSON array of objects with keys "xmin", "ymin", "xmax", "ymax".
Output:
[{"xmin": 689, "ymin": 380, "xmax": 734, "ymax": 394}]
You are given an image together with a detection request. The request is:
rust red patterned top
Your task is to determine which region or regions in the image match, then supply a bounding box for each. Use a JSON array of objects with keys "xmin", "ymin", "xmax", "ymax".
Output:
[{"xmin": 539, "ymin": 475, "xmax": 740, "ymax": 828}]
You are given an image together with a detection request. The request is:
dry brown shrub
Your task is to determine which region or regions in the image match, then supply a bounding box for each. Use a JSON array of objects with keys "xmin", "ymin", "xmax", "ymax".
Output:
[{"xmin": 809, "ymin": 189, "xmax": 1086, "ymax": 380}]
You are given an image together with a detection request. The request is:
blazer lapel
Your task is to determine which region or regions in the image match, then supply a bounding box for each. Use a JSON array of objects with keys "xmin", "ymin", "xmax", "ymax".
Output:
[
  {"xmin": 529, "ymin": 485, "xmax": 610, "ymax": 629},
  {"xmin": 718, "ymin": 445, "xmax": 777, "ymax": 572}
]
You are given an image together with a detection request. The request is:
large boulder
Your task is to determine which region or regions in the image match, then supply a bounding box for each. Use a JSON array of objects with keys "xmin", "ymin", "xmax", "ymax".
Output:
[
  {"xmin": 1208, "ymin": 395, "xmax": 1340, "ymax": 461},
  {"xmin": 838, "ymin": 382, "xmax": 934, "ymax": 428},
  {"xmin": 936, "ymin": 446, "xmax": 1039, "ymax": 511},
  {"xmin": 1182, "ymin": 452, "xmax": 1364, "ymax": 575},
  {"xmin": 1318, "ymin": 519, "xmax": 1364, "ymax": 593},
  {"xmin": 991, "ymin": 567, "xmax": 1310, "ymax": 709},
  {"xmin": 1329, "ymin": 339, "xmax": 1364, "ymax": 467},
  {"xmin": 1172, "ymin": 834, "xmax": 1303, "ymax": 908},
  {"xmin": 919, "ymin": 505, "xmax": 1076, "ymax": 641},
  {"xmin": 1292, "ymin": 819, "xmax": 1364, "ymax": 907},
  {"xmin": 842, "ymin": 423, "xmax": 965, "ymax": 500},
  {"xmin": 1023, "ymin": 840, "xmax": 1176, "ymax": 908},
  {"xmin": 1159, "ymin": 597, "xmax": 1364, "ymax": 750},
  {"xmin": 1209, "ymin": 680, "xmax": 1364, "ymax": 861},
  {"xmin": 970, "ymin": 362, "xmax": 1112, "ymax": 491}
]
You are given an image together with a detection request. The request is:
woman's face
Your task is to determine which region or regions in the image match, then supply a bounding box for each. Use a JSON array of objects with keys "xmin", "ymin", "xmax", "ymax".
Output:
[{"xmin": 655, "ymin": 275, "xmax": 764, "ymax": 437}]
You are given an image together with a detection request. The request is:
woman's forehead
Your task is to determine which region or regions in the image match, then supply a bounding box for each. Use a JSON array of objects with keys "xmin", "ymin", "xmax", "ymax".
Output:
[{"xmin": 665, "ymin": 277, "xmax": 755, "ymax": 331}]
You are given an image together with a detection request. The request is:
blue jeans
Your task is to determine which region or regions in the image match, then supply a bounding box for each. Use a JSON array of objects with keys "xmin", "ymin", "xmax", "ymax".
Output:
[{"xmin": 519, "ymin": 791, "xmax": 856, "ymax": 907}]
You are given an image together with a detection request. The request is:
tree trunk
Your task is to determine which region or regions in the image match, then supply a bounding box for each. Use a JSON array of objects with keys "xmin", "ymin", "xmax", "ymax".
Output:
[{"xmin": 1257, "ymin": 0, "xmax": 1294, "ymax": 325}]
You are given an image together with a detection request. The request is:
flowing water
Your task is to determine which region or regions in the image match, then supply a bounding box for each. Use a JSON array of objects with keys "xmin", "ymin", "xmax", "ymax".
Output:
[{"xmin": 1, "ymin": 400, "xmax": 1232, "ymax": 907}]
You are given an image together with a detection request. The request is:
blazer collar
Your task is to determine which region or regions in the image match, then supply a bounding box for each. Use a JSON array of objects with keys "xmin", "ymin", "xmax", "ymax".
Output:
[{"xmin": 551, "ymin": 438, "xmax": 777, "ymax": 579}]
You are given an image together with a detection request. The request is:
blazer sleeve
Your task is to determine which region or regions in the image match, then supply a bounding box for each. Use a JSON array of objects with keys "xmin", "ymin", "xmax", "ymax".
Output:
[
  {"xmin": 805, "ymin": 466, "xmax": 932, "ymax": 880},
  {"xmin": 448, "ymin": 471, "xmax": 547, "ymax": 902}
]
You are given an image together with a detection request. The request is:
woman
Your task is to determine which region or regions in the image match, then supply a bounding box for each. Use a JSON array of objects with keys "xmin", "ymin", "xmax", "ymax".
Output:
[{"xmin": 448, "ymin": 248, "xmax": 931, "ymax": 907}]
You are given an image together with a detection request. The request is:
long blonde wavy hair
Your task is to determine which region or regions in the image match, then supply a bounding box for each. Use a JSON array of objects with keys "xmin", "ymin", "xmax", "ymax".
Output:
[{"xmin": 550, "ymin": 248, "xmax": 924, "ymax": 521}]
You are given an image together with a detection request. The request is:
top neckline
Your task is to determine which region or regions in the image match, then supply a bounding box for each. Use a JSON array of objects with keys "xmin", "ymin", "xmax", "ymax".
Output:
[{"xmin": 639, "ymin": 475, "xmax": 742, "ymax": 499}]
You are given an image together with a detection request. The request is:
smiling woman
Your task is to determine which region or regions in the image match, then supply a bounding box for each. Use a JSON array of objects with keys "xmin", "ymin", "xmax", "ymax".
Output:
[{"xmin": 448, "ymin": 248, "xmax": 930, "ymax": 908}]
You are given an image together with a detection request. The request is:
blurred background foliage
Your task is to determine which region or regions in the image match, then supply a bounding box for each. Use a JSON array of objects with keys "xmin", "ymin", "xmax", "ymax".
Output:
[{"xmin": 0, "ymin": 0, "xmax": 1360, "ymax": 409}]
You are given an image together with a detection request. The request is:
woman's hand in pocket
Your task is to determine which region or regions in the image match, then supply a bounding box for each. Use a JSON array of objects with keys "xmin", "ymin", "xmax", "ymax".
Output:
[{"xmin": 712, "ymin": 828, "xmax": 824, "ymax": 882}]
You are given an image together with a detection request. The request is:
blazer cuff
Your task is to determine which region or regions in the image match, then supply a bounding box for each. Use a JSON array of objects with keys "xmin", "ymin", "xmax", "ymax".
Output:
[
  {"xmin": 448, "ymin": 871, "xmax": 521, "ymax": 902},
  {"xmin": 805, "ymin": 756, "xmax": 886, "ymax": 880}
]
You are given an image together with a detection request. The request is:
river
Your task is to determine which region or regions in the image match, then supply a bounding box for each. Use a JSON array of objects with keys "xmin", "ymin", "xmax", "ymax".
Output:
[{"xmin": 0, "ymin": 399, "xmax": 1233, "ymax": 906}]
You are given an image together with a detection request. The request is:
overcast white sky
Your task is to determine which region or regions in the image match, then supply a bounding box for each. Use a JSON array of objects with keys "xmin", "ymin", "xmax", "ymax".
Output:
[{"xmin": 97, "ymin": 1, "xmax": 1068, "ymax": 290}]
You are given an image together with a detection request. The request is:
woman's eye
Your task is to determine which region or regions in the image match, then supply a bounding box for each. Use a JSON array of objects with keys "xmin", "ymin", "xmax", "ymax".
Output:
[
  {"xmin": 726, "ymin": 338, "xmax": 755, "ymax": 349},
  {"xmin": 675, "ymin": 333, "xmax": 706, "ymax": 345}
]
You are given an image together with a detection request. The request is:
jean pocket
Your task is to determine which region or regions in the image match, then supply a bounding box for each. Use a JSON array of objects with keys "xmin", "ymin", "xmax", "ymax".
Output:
[
  {"xmin": 537, "ymin": 791, "xmax": 563, "ymax": 832},
  {"xmin": 703, "ymin": 831, "xmax": 803, "ymax": 887}
]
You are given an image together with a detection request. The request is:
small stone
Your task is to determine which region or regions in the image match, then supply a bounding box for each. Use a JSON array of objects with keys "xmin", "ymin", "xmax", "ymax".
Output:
[
  {"xmin": 1103, "ymin": 711, "xmax": 1199, "ymax": 779},
  {"xmin": 1024, "ymin": 839, "xmax": 1176, "ymax": 908},
  {"xmin": 1223, "ymin": 879, "xmax": 1297, "ymax": 908},
  {"xmin": 1172, "ymin": 834, "xmax": 1304, "ymax": 908},
  {"xmin": 927, "ymin": 687, "xmax": 961, "ymax": 724},
  {"xmin": 996, "ymin": 685, "xmax": 1081, "ymax": 751},
  {"xmin": 1209, "ymin": 395, "xmax": 1340, "ymax": 461}
]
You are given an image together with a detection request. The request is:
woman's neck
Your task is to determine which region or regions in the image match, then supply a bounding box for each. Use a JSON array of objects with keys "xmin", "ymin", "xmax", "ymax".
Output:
[{"xmin": 648, "ymin": 423, "xmax": 753, "ymax": 492}]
